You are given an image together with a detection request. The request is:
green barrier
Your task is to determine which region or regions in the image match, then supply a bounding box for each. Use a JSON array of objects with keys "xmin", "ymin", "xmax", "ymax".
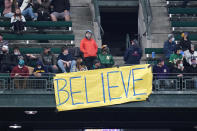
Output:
[
  {"xmin": 145, "ymin": 48, "xmax": 164, "ymax": 54},
  {"xmin": 169, "ymin": 8, "xmax": 197, "ymax": 14},
  {"xmin": 171, "ymin": 21, "xmax": 197, "ymax": 27}
]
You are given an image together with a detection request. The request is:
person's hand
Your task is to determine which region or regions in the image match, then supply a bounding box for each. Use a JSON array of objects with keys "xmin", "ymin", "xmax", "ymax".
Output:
[
  {"xmin": 66, "ymin": 62, "xmax": 70, "ymax": 67},
  {"xmin": 36, "ymin": 73, "xmax": 42, "ymax": 77},
  {"xmin": 15, "ymin": 73, "xmax": 19, "ymax": 77},
  {"xmin": 177, "ymin": 74, "xmax": 183, "ymax": 77},
  {"xmin": 53, "ymin": 65, "xmax": 58, "ymax": 69}
]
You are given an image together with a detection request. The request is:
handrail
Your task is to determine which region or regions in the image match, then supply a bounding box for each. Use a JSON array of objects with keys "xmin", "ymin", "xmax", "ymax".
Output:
[
  {"xmin": 92, "ymin": 0, "xmax": 104, "ymax": 37},
  {"xmin": 126, "ymin": 33, "xmax": 131, "ymax": 49},
  {"xmin": 140, "ymin": 0, "xmax": 153, "ymax": 40}
]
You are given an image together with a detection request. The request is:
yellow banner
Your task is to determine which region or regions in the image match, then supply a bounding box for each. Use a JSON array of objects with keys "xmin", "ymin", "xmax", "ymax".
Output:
[{"xmin": 54, "ymin": 64, "xmax": 153, "ymax": 111}]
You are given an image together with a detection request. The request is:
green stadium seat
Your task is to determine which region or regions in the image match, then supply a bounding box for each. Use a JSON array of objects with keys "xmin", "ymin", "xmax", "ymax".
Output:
[
  {"xmin": 9, "ymin": 48, "xmax": 61, "ymax": 54},
  {"xmin": 166, "ymin": 0, "xmax": 196, "ymax": 1},
  {"xmin": 2, "ymin": 34, "xmax": 75, "ymax": 40},
  {"xmin": 0, "ymin": 21, "xmax": 72, "ymax": 28},
  {"xmin": 145, "ymin": 48, "xmax": 164, "ymax": 54},
  {"xmin": 169, "ymin": 8, "xmax": 197, "ymax": 15},
  {"xmin": 171, "ymin": 21, "xmax": 197, "ymax": 27}
]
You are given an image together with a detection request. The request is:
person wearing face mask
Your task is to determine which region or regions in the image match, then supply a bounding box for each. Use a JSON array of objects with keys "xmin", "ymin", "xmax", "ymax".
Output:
[
  {"xmin": 169, "ymin": 47, "xmax": 183, "ymax": 65},
  {"xmin": 163, "ymin": 34, "xmax": 176, "ymax": 60},
  {"xmin": 33, "ymin": 60, "xmax": 48, "ymax": 77},
  {"xmin": 0, "ymin": 34, "xmax": 9, "ymax": 54},
  {"xmin": 178, "ymin": 32, "xmax": 191, "ymax": 52},
  {"xmin": 11, "ymin": 8, "xmax": 26, "ymax": 34},
  {"xmin": 80, "ymin": 30, "xmax": 98, "ymax": 70},
  {"xmin": 57, "ymin": 47, "xmax": 76, "ymax": 73},
  {"xmin": 184, "ymin": 44, "xmax": 197, "ymax": 66},
  {"xmin": 11, "ymin": 59, "xmax": 29, "ymax": 88},
  {"xmin": 11, "ymin": 47, "xmax": 25, "ymax": 66},
  {"xmin": 0, "ymin": 45, "xmax": 13, "ymax": 73},
  {"xmin": 98, "ymin": 45, "xmax": 114, "ymax": 68},
  {"xmin": 172, "ymin": 60, "xmax": 186, "ymax": 78}
]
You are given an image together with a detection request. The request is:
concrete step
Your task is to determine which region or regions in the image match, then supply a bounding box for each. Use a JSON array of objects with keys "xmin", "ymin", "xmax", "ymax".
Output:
[{"xmin": 70, "ymin": 0, "xmax": 91, "ymax": 6}]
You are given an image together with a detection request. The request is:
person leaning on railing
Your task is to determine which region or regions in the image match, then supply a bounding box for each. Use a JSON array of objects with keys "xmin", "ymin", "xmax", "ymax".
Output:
[{"xmin": 10, "ymin": 59, "xmax": 29, "ymax": 89}]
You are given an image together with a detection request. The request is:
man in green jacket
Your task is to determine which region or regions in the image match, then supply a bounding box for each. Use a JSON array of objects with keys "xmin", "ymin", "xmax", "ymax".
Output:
[{"xmin": 98, "ymin": 45, "xmax": 114, "ymax": 68}]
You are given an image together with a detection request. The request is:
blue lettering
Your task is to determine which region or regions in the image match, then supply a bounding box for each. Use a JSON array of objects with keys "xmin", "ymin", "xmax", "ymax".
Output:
[
  {"xmin": 70, "ymin": 76, "xmax": 84, "ymax": 105},
  {"xmin": 132, "ymin": 68, "xmax": 147, "ymax": 96},
  {"xmin": 107, "ymin": 71, "xmax": 122, "ymax": 101},
  {"xmin": 101, "ymin": 73, "xmax": 106, "ymax": 103},
  {"xmin": 54, "ymin": 79, "xmax": 69, "ymax": 106},
  {"xmin": 120, "ymin": 70, "xmax": 132, "ymax": 98}
]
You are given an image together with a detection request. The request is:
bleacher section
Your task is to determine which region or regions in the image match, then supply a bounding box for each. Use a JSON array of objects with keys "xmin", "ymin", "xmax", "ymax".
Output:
[{"xmin": 167, "ymin": 0, "xmax": 197, "ymax": 42}]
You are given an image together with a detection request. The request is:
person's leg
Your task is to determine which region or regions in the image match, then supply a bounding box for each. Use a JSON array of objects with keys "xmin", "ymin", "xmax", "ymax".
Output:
[
  {"xmin": 4, "ymin": 12, "xmax": 14, "ymax": 18},
  {"xmin": 64, "ymin": 10, "xmax": 70, "ymax": 21},
  {"xmin": 84, "ymin": 57, "xmax": 92, "ymax": 70},
  {"xmin": 70, "ymin": 60, "xmax": 76, "ymax": 72},
  {"xmin": 13, "ymin": 21, "xmax": 20, "ymax": 32},
  {"xmin": 57, "ymin": 60, "xmax": 67, "ymax": 73},
  {"xmin": 0, "ymin": 64, "xmax": 9, "ymax": 73},
  {"xmin": 50, "ymin": 12, "xmax": 58, "ymax": 21},
  {"xmin": 14, "ymin": 79, "xmax": 20, "ymax": 89}
]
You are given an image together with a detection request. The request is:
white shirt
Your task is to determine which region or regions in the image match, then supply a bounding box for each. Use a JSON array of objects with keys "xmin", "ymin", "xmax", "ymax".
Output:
[
  {"xmin": 184, "ymin": 50, "xmax": 197, "ymax": 65},
  {"xmin": 11, "ymin": 15, "xmax": 26, "ymax": 23}
]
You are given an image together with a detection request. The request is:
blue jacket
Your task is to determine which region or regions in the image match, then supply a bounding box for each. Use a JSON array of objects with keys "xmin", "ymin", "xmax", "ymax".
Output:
[
  {"xmin": 124, "ymin": 45, "xmax": 142, "ymax": 64},
  {"xmin": 153, "ymin": 64, "xmax": 169, "ymax": 79},
  {"xmin": 163, "ymin": 40, "xmax": 176, "ymax": 59},
  {"xmin": 57, "ymin": 53, "xmax": 74, "ymax": 62}
]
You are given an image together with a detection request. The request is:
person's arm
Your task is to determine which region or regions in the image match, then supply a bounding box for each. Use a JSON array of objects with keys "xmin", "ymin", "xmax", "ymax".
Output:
[
  {"xmin": 11, "ymin": 16, "xmax": 15, "ymax": 23},
  {"xmin": 10, "ymin": 67, "xmax": 16, "ymax": 77},
  {"xmin": 20, "ymin": 0, "xmax": 29, "ymax": 12},
  {"xmin": 124, "ymin": 49, "xmax": 129, "ymax": 62},
  {"xmin": 80, "ymin": 39, "xmax": 85, "ymax": 53},
  {"xmin": 110, "ymin": 55, "xmax": 115, "ymax": 66},
  {"xmin": 21, "ymin": 16, "xmax": 26, "ymax": 22},
  {"xmin": 64, "ymin": 0, "xmax": 70, "ymax": 11},
  {"xmin": 93, "ymin": 40, "xmax": 98, "ymax": 54},
  {"xmin": 163, "ymin": 42, "xmax": 170, "ymax": 58}
]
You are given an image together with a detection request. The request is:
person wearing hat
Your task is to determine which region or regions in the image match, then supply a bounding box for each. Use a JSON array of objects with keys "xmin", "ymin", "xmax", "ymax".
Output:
[
  {"xmin": 124, "ymin": 39, "xmax": 142, "ymax": 65},
  {"xmin": 179, "ymin": 32, "xmax": 191, "ymax": 51},
  {"xmin": 33, "ymin": 60, "xmax": 48, "ymax": 77},
  {"xmin": 80, "ymin": 30, "xmax": 98, "ymax": 69},
  {"xmin": 169, "ymin": 46, "xmax": 183, "ymax": 65},
  {"xmin": 98, "ymin": 45, "xmax": 114, "ymax": 68},
  {"xmin": 40, "ymin": 46, "xmax": 58, "ymax": 73},
  {"xmin": 163, "ymin": 34, "xmax": 176, "ymax": 60},
  {"xmin": 11, "ymin": 59, "xmax": 29, "ymax": 88},
  {"xmin": 184, "ymin": 44, "xmax": 197, "ymax": 66}
]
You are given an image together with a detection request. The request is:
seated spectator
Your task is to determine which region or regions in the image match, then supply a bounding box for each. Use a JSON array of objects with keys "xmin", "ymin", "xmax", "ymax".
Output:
[
  {"xmin": 169, "ymin": 47, "xmax": 183, "ymax": 65},
  {"xmin": 0, "ymin": 45, "xmax": 13, "ymax": 73},
  {"xmin": 98, "ymin": 45, "xmax": 114, "ymax": 68},
  {"xmin": 153, "ymin": 59, "xmax": 170, "ymax": 87},
  {"xmin": 184, "ymin": 44, "xmax": 197, "ymax": 66},
  {"xmin": 80, "ymin": 30, "xmax": 98, "ymax": 70},
  {"xmin": 76, "ymin": 57, "xmax": 87, "ymax": 72},
  {"xmin": 0, "ymin": 34, "xmax": 9, "ymax": 54},
  {"xmin": 40, "ymin": 47, "xmax": 58, "ymax": 73},
  {"xmin": 11, "ymin": 8, "xmax": 26, "ymax": 34},
  {"xmin": 33, "ymin": 60, "xmax": 48, "ymax": 77},
  {"xmin": 57, "ymin": 47, "xmax": 76, "ymax": 73},
  {"xmin": 11, "ymin": 46, "xmax": 25, "ymax": 66},
  {"xmin": 19, "ymin": 0, "xmax": 37, "ymax": 20},
  {"xmin": 50, "ymin": 0, "xmax": 70, "ymax": 21},
  {"xmin": 92, "ymin": 59, "xmax": 104, "ymax": 70},
  {"xmin": 124, "ymin": 39, "xmax": 142, "ymax": 65},
  {"xmin": 163, "ymin": 34, "xmax": 176, "ymax": 60},
  {"xmin": 3, "ymin": 0, "xmax": 14, "ymax": 18},
  {"xmin": 10, "ymin": 59, "xmax": 29, "ymax": 89},
  {"xmin": 178, "ymin": 32, "xmax": 191, "ymax": 51},
  {"xmin": 35, "ymin": 0, "xmax": 51, "ymax": 21},
  {"xmin": 172, "ymin": 60, "xmax": 186, "ymax": 77}
]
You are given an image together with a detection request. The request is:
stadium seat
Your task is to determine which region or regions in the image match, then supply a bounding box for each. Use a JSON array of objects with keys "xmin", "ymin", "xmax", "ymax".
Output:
[
  {"xmin": 171, "ymin": 21, "xmax": 197, "ymax": 27},
  {"xmin": 168, "ymin": 8, "xmax": 197, "ymax": 15},
  {"xmin": 145, "ymin": 48, "xmax": 164, "ymax": 54}
]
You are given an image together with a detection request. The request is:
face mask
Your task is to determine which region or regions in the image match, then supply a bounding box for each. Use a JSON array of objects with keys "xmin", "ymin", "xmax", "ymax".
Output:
[
  {"xmin": 18, "ymin": 65, "xmax": 23, "ymax": 69},
  {"xmin": 179, "ymin": 64, "xmax": 183, "ymax": 67},
  {"xmin": 172, "ymin": 38, "xmax": 175, "ymax": 42},
  {"xmin": 38, "ymin": 66, "xmax": 42, "ymax": 69},
  {"xmin": 14, "ymin": 52, "xmax": 19, "ymax": 55}
]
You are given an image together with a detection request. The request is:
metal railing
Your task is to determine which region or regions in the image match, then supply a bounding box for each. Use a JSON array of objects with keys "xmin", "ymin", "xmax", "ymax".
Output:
[
  {"xmin": 92, "ymin": 0, "xmax": 104, "ymax": 37},
  {"xmin": 140, "ymin": 0, "xmax": 153, "ymax": 40},
  {"xmin": 0, "ymin": 72, "xmax": 197, "ymax": 94},
  {"xmin": 126, "ymin": 34, "xmax": 131, "ymax": 49}
]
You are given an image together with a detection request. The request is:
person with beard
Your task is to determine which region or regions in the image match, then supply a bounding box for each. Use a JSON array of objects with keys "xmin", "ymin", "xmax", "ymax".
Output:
[
  {"xmin": 80, "ymin": 30, "xmax": 98, "ymax": 69},
  {"xmin": 0, "ymin": 34, "xmax": 9, "ymax": 54},
  {"xmin": 184, "ymin": 44, "xmax": 197, "ymax": 66},
  {"xmin": 0, "ymin": 45, "xmax": 13, "ymax": 73},
  {"xmin": 179, "ymin": 32, "xmax": 191, "ymax": 52},
  {"xmin": 11, "ymin": 8, "xmax": 26, "ymax": 34},
  {"xmin": 124, "ymin": 39, "xmax": 142, "ymax": 65}
]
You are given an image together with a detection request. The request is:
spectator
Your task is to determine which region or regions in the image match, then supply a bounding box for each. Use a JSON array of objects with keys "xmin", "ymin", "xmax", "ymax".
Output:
[
  {"xmin": 92, "ymin": 59, "xmax": 104, "ymax": 70},
  {"xmin": 124, "ymin": 39, "xmax": 142, "ymax": 65},
  {"xmin": 11, "ymin": 46, "xmax": 25, "ymax": 66},
  {"xmin": 3, "ymin": 0, "xmax": 14, "ymax": 18},
  {"xmin": 57, "ymin": 47, "xmax": 76, "ymax": 73},
  {"xmin": 40, "ymin": 47, "xmax": 58, "ymax": 73},
  {"xmin": 35, "ymin": 0, "xmax": 51, "ymax": 21},
  {"xmin": 178, "ymin": 32, "xmax": 191, "ymax": 51},
  {"xmin": 0, "ymin": 34, "xmax": 9, "ymax": 54},
  {"xmin": 76, "ymin": 57, "xmax": 87, "ymax": 72},
  {"xmin": 169, "ymin": 47, "xmax": 183, "ymax": 65},
  {"xmin": 184, "ymin": 44, "xmax": 197, "ymax": 66},
  {"xmin": 11, "ymin": 59, "xmax": 29, "ymax": 88},
  {"xmin": 80, "ymin": 30, "xmax": 98, "ymax": 69},
  {"xmin": 11, "ymin": 8, "xmax": 26, "ymax": 34},
  {"xmin": 172, "ymin": 60, "xmax": 186, "ymax": 77},
  {"xmin": 33, "ymin": 60, "xmax": 48, "ymax": 77},
  {"xmin": 50, "ymin": 0, "xmax": 70, "ymax": 21},
  {"xmin": 98, "ymin": 45, "xmax": 114, "ymax": 68},
  {"xmin": 0, "ymin": 45, "xmax": 13, "ymax": 73},
  {"xmin": 163, "ymin": 34, "xmax": 176, "ymax": 60},
  {"xmin": 19, "ymin": 0, "xmax": 37, "ymax": 20},
  {"xmin": 187, "ymin": 59, "xmax": 197, "ymax": 88},
  {"xmin": 153, "ymin": 59, "xmax": 170, "ymax": 87},
  {"xmin": 182, "ymin": 0, "xmax": 190, "ymax": 8}
]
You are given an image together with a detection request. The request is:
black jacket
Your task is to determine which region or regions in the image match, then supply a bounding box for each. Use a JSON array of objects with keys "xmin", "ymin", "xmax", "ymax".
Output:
[
  {"xmin": 51, "ymin": 0, "xmax": 70, "ymax": 12},
  {"xmin": 124, "ymin": 45, "xmax": 142, "ymax": 64},
  {"xmin": 179, "ymin": 38, "xmax": 191, "ymax": 51}
]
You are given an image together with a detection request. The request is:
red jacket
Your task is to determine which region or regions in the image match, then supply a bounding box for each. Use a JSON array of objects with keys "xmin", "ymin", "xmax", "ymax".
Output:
[
  {"xmin": 80, "ymin": 38, "xmax": 98, "ymax": 58},
  {"xmin": 11, "ymin": 66, "xmax": 29, "ymax": 77}
]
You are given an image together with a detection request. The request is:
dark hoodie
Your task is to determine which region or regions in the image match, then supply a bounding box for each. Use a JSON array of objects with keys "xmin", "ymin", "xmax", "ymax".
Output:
[
  {"xmin": 57, "ymin": 53, "xmax": 74, "ymax": 62},
  {"xmin": 33, "ymin": 61, "xmax": 48, "ymax": 75}
]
